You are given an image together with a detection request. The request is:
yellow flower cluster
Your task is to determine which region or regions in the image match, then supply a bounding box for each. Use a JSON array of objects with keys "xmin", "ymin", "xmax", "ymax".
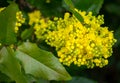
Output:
[
  {"xmin": 28, "ymin": 10, "xmax": 41, "ymax": 25},
  {"xmin": 28, "ymin": 10, "xmax": 51, "ymax": 39},
  {"xmin": 29, "ymin": 9, "xmax": 116, "ymax": 68},
  {"xmin": 15, "ymin": 11, "xmax": 25, "ymax": 33}
]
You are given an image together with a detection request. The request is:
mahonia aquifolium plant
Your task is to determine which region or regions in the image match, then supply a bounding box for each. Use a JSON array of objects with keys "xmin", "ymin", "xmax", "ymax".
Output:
[{"xmin": 28, "ymin": 9, "xmax": 117, "ymax": 68}]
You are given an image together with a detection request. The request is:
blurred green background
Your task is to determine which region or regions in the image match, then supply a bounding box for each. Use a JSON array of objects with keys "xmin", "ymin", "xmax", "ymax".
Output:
[{"xmin": 0, "ymin": 0, "xmax": 120, "ymax": 83}]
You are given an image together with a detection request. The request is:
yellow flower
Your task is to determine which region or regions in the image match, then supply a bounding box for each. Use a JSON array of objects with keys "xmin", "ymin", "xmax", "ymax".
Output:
[
  {"xmin": 15, "ymin": 11, "xmax": 25, "ymax": 33},
  {"xmin": 28, "ymin": 10, "xmax": 41, "ymax": 25},
  {"xmin": 32, "ymin": 9, "xmax": 117, "ymax": 68},
  {"xmin": 28, "ymin": 10, "xmax": 51, "ymax": 40}
]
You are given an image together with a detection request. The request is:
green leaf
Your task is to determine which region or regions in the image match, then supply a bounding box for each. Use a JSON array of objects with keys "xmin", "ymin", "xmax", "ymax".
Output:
[
  {"xmin": 72, "ymin": 0, "xmax": 104, "ymax": 15},
  {"xmin": 21, "ymin": 27, "xmax": 34, "ymax": 40},
  {"xmin": 64, "ymin": 0, "xmax": 84, "ymax": 22},
  {"xmin": 67, "ymin": 77, "xmax": 97, "ymax": 83},
  {"xmin": 0, "ymin": 47, "xmax": 28, "ymax": 83},
  {"xmin": 72, "ymin": 10, "xmax": 84, "ymax": 22},
  {"xmin": 16, "ymin": 42, "xmax": 72, "ymax": 81},
  {"xmin": 64, "ymin": 0, "xmax": 74, "ymax": 9},
  {"xmin": 0, "ymin": 2, "xmax": 18, "ymax": 45}
]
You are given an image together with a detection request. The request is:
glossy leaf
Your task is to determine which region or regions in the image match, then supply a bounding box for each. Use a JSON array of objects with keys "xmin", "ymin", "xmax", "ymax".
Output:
[
  {"xmin": 0, "ymin": 47, "xmax": 28, "ymax": 83},
  {"xmin": 21, "ymin": 27, "xmax": 34, "ymax": 40},
  {"xmin": 72, "ymin": 0, "xmax": 104, "ymax": 15},
  {"xmin": 0, "ymin": 2, "xmax": 18, "ymax": 45},
  {"xmin": 64, "ymin": 0, "xmax": 84, "ymax": 22},
  {"xmin": 16, "ymin": 42, "xmax": 72, "ymax": 81}
]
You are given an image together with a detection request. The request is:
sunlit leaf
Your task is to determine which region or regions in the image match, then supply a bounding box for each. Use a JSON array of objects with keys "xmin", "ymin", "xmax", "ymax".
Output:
[
  {"xmin": 16, "ymin": 42, "xmax": 72, "ymax": 81},
  {"xmin": 0, "ymin": 47, "xmax": 28, "ymax": 83}
]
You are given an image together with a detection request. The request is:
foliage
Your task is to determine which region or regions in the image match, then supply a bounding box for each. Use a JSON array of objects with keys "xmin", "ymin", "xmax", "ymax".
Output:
[
  {"xmin": 0, "ymin": 0, "xmax": 120, "ymax": 83},
  {"xmin": 16, "ymin": 42, "xmax": 71, "ymax": 80},
  {"xmin": 0, "ymin": 2, "xmax": 18, "ymax": 45}
]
